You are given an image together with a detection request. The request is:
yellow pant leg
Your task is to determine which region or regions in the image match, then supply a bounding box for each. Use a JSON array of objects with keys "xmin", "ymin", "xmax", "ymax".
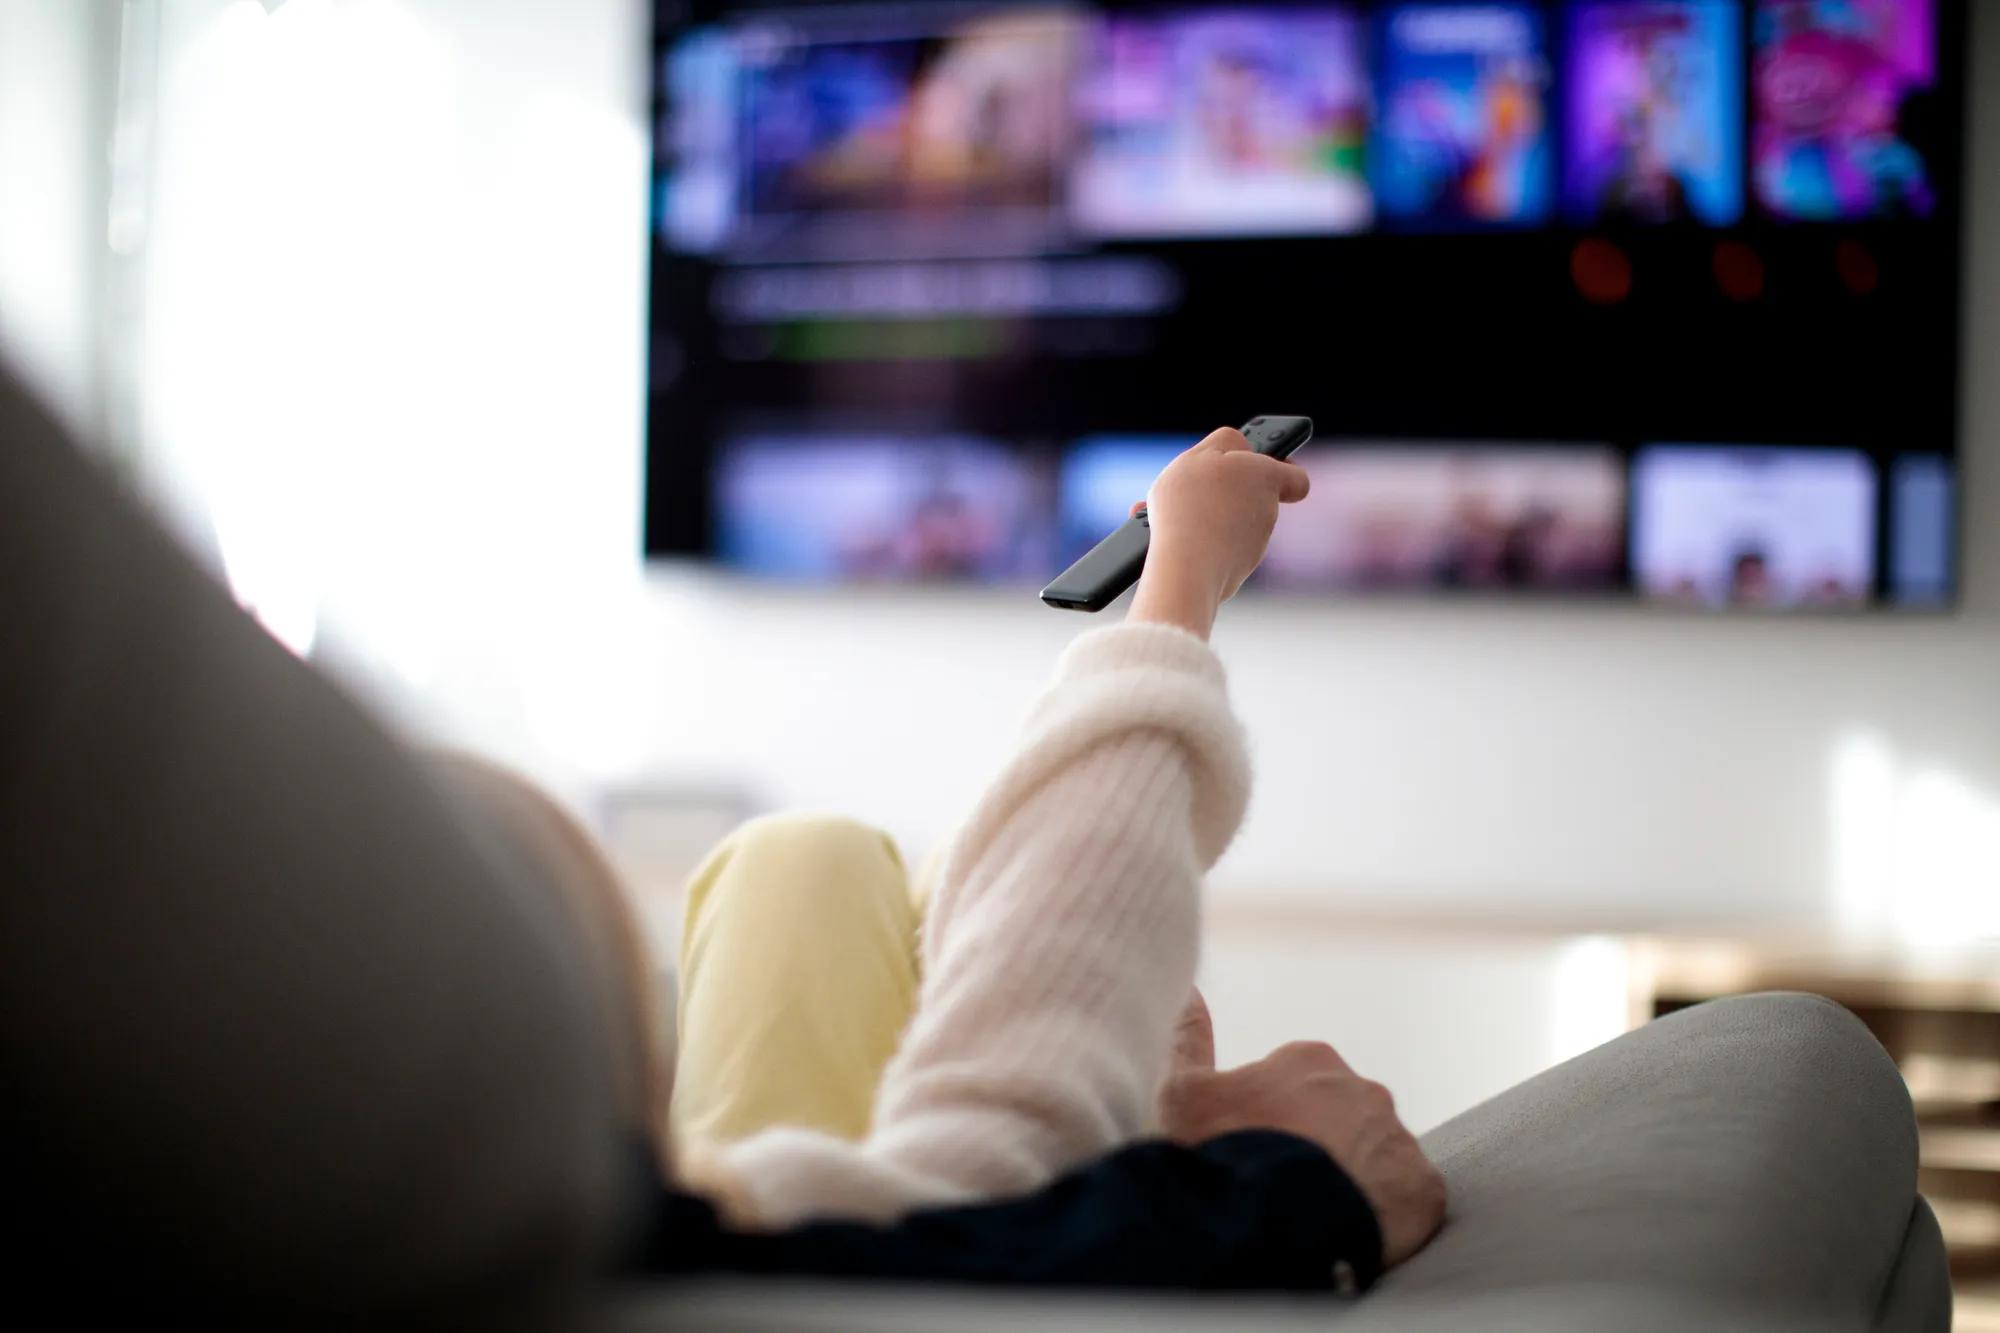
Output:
[{"xmin": 673, "ymin": 814, "xmax": 920, "ymax": 1150}]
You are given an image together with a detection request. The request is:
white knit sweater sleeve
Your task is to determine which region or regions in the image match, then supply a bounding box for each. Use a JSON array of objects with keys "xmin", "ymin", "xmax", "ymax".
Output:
[{"xmin": 703, "ymin": 622, "xmax": 1251, "ymax": 1227}]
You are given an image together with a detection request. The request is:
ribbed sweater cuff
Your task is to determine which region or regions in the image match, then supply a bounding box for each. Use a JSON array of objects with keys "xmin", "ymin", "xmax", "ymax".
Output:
[{"xmin": 1053, "ymin": 622, "xmax": 1228, "ymax": 690}]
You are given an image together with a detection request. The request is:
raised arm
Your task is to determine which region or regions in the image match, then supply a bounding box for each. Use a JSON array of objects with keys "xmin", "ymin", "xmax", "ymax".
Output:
[{"xmin": 693, "ymin": 430, "xmax": 1310, "ymax": 1226}]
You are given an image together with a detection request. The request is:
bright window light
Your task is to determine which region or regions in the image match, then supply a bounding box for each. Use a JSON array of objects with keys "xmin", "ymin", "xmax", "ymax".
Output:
[
  {"xmin": 1829, "ymin": 731, "xmax": 2000, "ymax": 947},
  {"xmin": 143, "ymin": 0, "xmax": 455, "ymax": 661}
]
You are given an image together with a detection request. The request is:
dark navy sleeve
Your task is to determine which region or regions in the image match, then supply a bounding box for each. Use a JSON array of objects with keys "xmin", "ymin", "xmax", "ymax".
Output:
[{"xmin": 636, "ymin": 1130, "xmax": 1383, "ymax": 1295}]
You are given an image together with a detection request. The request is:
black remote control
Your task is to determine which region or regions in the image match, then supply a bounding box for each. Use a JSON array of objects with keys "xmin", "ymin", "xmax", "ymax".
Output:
[{"xmin": 1040, "ymin": 416, "xmax": 1313, "ymax": 612}]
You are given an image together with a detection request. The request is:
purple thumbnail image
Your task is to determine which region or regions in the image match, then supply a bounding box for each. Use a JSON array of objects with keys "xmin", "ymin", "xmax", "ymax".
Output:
[
  {"xmin": 1563, "ymin": 1, "xmax": 1744, "ymax": 225},
  {"xmin": 1753, "ymin": 0, "xmax": 1936, "ymax": 219},
  {"xmin": 716, "ymin": 436, "xmax": 1053, "ymax": 582}
]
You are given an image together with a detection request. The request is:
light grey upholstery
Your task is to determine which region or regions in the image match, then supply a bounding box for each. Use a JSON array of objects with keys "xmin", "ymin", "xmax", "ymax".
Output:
[
  {"xmin": 1378, "ymin": 992, "xmax": 1934, "ymax": 1328},
  {"xmin": 617, "ymin": 993, "xmax": 1949, "ymax": 1332}
]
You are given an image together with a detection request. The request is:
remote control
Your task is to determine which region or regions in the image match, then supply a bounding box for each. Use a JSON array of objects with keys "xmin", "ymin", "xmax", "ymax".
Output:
[{"xmin": 1040, "ymin": 416, "xmax": 1313, "ymax": 612}]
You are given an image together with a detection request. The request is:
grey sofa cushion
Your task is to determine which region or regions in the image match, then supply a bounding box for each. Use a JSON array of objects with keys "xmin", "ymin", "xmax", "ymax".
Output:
[
  {"xmin": 0, "ymin": 367, "xmax": 630, "ymax": 1327},
  {"xmin": 611, "ymin": 994, "xmax": 1946, "ymax": 1332},
  {"xmin": 1379, "ymin": 992, "xmax": 1927, "ymax": 1324}
]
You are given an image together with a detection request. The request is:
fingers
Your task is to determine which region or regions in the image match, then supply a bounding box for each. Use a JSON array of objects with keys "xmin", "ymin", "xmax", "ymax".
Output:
[
  {"xmin": 1259, "ymin": 1038, "xmax": 1354, "ymax": 1077},
  {"xmin": 1274, "ymin": 459, "xmax": 1310, "ymax": 504},
  {"xmin": 1225, "ymin": 450, "xmax": 1312, "ymax": 504},
  {"xmin": 1355, "ymin": 1077, "xmax": 1396, "ymax": 1114},
  {"xmin": 1387, "ymin": 1155, "xmax": 1451, "ymax": 1268},
  {"xmin": 1197, "ymin": 430, "xmax": 1311, "ymax": 501},
  {"xmin": 1178, "ymin": 430, "xmax": 1311, "ymax": 501},
  {"xmin": 1170, "ymin": 988, "xmax": 1217, "ymax": 1075}
]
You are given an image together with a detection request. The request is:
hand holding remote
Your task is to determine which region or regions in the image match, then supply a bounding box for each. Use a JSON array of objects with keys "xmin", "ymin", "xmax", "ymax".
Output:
[
  {"xmin": 1129, "ymin": 427, "xmax": 1311, "ymax": 640},
  {"xmin": 1041, "ymin": 415, "xmax": 1311, "ymax": 625}
]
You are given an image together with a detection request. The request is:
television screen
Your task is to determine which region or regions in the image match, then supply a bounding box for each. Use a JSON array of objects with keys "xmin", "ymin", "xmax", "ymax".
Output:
[
  {"xmin": 1073, "ymin": 8, "xmax": 1373, "ymax": 237},
  {"xmin": 647, "ymin": 0, "xmax": 1966, "ymax": 610},
  {"xmin": 1262, "ymin": 446, "xmax": 1626, "ymax": 590},
  {"xmin": 1058, "ymin": 437, "xmax": 1186, "ymax": 562},
  {"xmin": 738, "ymin": 7, "xmax": 1082, "ymax": 260},
  {"xmin": 1630, "ymin": 445, "xmax": 1876, "ymax": 606},
  {"xmin": 1887, "ymin": 452, "xmax": 1953, "ymax": 606},
  {"xmin": 1562, "ymin": 1, "xmax": 1744, "ymax": 225},
  {"xmin": 1752, "ymin": 0, "xmax": 1938, "ymax": 220},
  {"xmin": 716, "ymin": 434, "xmax": 1055, "ymax": 581},
  {"xmin": 1372, "ymin": 4, "xmax": 1556, "ymax": 226}
]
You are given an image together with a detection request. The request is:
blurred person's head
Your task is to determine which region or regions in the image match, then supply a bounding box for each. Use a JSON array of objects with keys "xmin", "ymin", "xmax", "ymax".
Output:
[
  {"xmin": 1501, "ymin": 505, "xmax": 1559, "ymax": 584},
  {"xmin": 432, "ymin": 755, "xmax": 674, "ymax": 1166},
  {"xmin": 1727, "ymin": 549, "xmax": 1774, "ymax": 605},
  {"xmin": 1806, "ymin": 571, "xmax": 1859, "ymax": 606},
  {"xmin": 907, "ymin": 490, "xmax": 985, "ymax": 576}
]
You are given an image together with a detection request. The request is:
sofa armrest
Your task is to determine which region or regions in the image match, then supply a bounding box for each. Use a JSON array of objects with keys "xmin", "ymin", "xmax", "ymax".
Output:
[
  {"xmin": 1380, "ymin": 992, "xmax": 1942, "ymax": 1331},
  {"xmin": 607, "ymin": 994, "xmax": 1946, "ymax": 1332}
]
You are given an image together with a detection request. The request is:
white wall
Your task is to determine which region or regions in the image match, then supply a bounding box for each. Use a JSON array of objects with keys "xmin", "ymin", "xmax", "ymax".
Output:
[
  {"xmin": 0, "ymin": 0, "xmax": 113, "ymax": 430},
  {"xmin": 122, "ymin": 0, "xmax": 2000, "ymax": 944},
  {"xmin": 1199, "ymin": 927, "xmax": 1634, "ymax": 1133}
]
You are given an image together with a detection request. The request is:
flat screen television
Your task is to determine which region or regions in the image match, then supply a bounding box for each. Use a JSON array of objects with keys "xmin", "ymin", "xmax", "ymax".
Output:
[{"xmin": 645, "ymin": 0, "xmax": 1965, "ymax": 610}]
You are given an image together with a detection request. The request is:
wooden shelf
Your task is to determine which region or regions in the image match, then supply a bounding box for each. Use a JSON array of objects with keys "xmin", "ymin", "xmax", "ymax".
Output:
[
  {"xmin": 1959, "ymin": 1281, "xmax": 2000, "ymax": 1333},
  {"xmin": 1907, "ymin": 1053, "xmax": 2000, "ymax": 1109},
  {"xmin": 1639, "ymin": 936, "xmax": 2000, "ymax": 1329},
  {"xmin": 1634, "ymin": 936, "xmax": 2000, "ymax": 1015},
  {"xmin": 1926, "ymin": 1128, "xmax": 2000, "ymax": 1175}
]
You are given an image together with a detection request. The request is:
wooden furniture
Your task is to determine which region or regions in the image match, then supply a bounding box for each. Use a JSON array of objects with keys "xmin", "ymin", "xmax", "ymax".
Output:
[{"xmin": 1634, "ymin": 937, "xmax": 2000, "ymax": 1332}]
